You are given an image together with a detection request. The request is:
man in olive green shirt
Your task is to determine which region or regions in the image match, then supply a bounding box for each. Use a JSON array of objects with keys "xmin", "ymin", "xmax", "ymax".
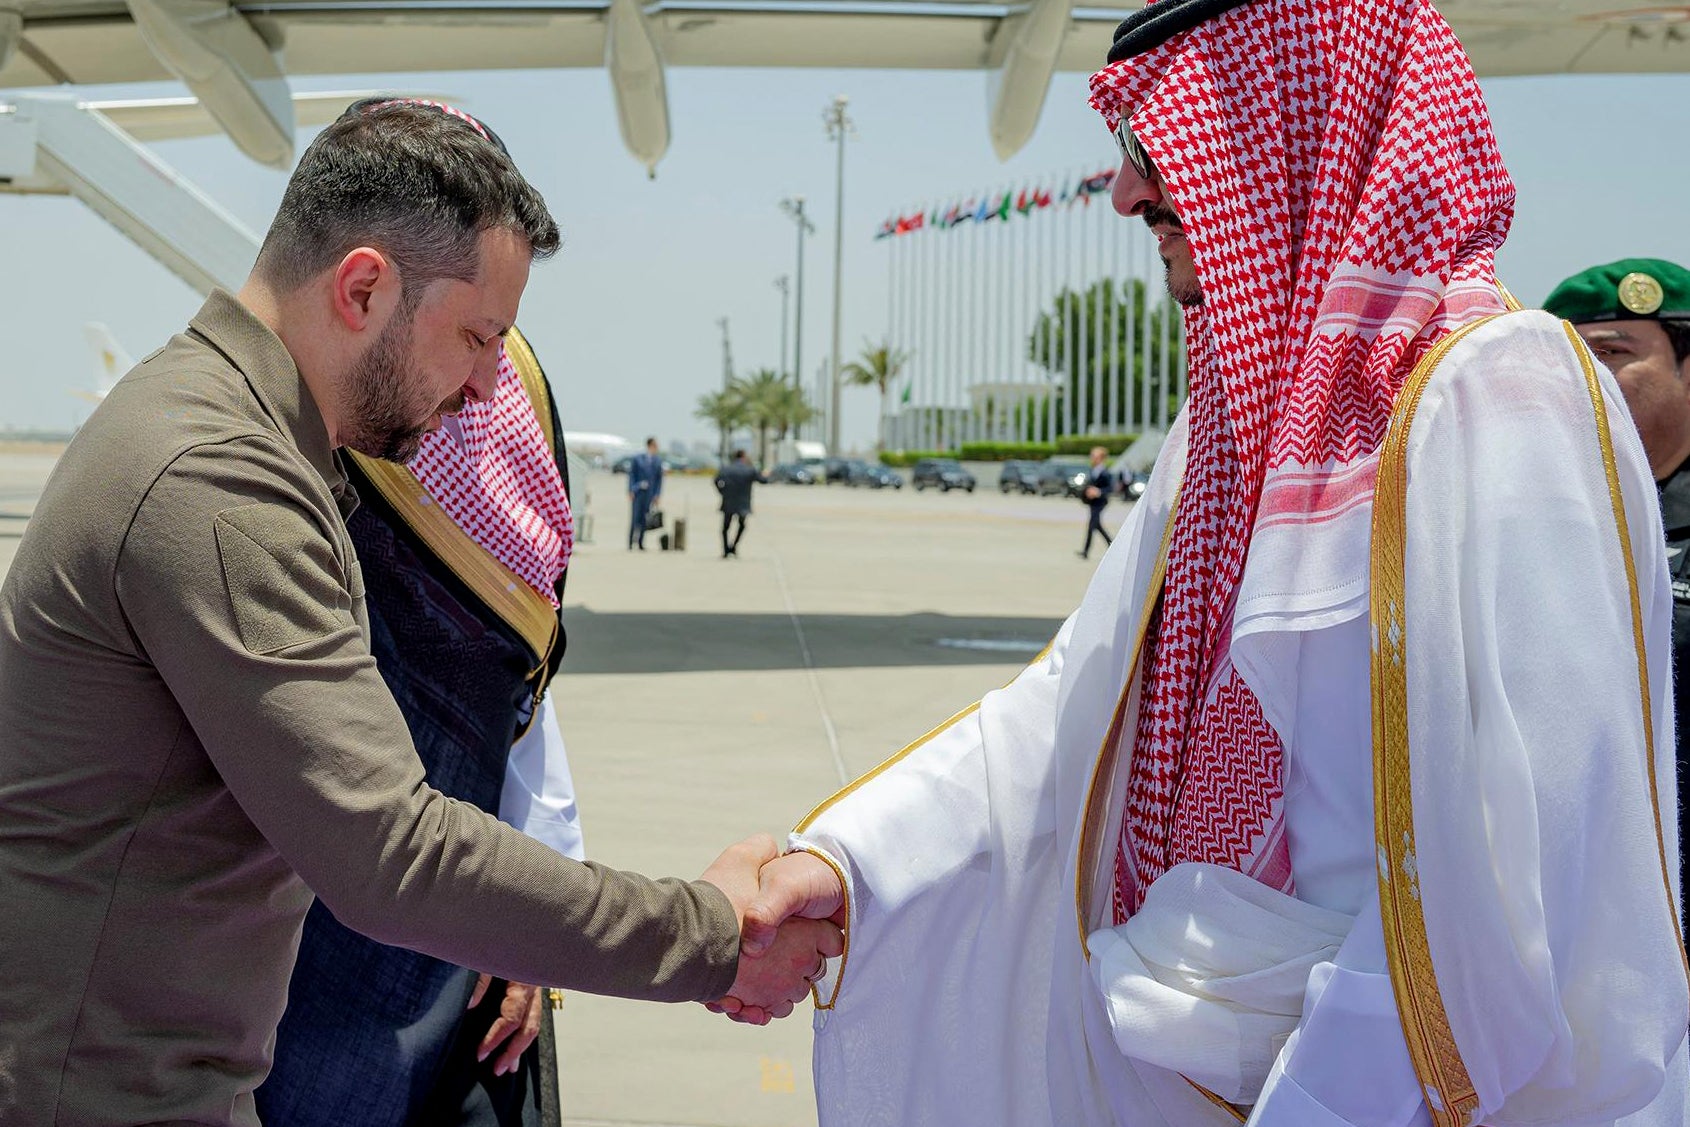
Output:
[{"xmin": 0, "ymin": 99, "xmax": 834, "ymax": 1126}]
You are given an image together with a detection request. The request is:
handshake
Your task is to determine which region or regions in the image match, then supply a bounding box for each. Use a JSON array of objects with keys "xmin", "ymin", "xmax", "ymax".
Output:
[{"xmin": 697, "ymin": 835, "xmax": 849, "ymax": 1025}]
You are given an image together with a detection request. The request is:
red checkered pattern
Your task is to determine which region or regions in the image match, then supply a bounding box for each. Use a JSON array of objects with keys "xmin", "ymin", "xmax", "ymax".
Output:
[
  {"xmin": 408, "ymin": 345, "xmax": 574, "ymax": 607},
  {"xmin": 1090, "ymin": 0, "xmax": 1514, "ymax": 919},
  {"xmin": 367, "ymin": 98, "xmax": 492, "ymax": 142}
]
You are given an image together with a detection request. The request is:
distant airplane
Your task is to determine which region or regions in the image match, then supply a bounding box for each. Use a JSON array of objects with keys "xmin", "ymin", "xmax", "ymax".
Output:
[
  {"xmin": 72, "ymin": 322, "xmax": 132, "ymax": 405},
  {"xmin": 561, "ymin": 432, "xmax": 635, "ymax": 464}
]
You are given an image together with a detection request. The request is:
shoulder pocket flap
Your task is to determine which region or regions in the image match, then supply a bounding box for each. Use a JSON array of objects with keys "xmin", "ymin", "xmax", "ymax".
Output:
[{"xmin": 214, "ymin": 504, "xmax": 354, "ymax": 656}]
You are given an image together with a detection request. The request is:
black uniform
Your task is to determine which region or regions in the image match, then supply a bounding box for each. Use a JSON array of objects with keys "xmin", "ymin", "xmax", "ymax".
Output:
[{"xmin": 1659, "ymin": 462, "xmax": 1690, "ymax": 916}]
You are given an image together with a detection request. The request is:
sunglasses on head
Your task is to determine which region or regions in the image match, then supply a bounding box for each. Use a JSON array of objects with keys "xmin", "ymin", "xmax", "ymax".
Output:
[{"xmin": 1113, "ymin": 116, "xmax": 1155, "ymax": 181}]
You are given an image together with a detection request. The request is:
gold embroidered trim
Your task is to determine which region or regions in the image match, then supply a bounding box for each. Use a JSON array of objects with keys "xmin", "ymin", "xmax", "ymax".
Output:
[
  {"xmin": 793, "ymin": 845, "xmax": 853, "ymax": 1011},
  {"xmin": 503, "ymin": 327, "xmax": 556, "ymax": 460},
  {"xmin": 1561, "ymin": 322, "xmax": 1690, "ymax": 978},
  {"xmin": 1371, "ymin": 314, "xmax": 1499, "ymax": 1127},
  {"xmin": 349, "ymin": 454, "xmax": 559, "ymax": 669},
  {"xmin": 1186, "ymin": 1078, "xmax": 1248, "ymax": 1123},
  {"xmin": 1075, "ymin": 494, "xmax": 1178, "ymax": 958}
]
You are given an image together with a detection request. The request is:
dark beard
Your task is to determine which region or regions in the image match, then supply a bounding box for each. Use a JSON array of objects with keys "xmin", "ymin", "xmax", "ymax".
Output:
[
  {"xmin": 1144, "ymin": 202, "xmax": 1203, "ymax": 307},
  {"xmin": 340, "ymin": 308, "xmax": 430, "ymax": 464},
  {"xmin": 1163, "ymin": 257, "xmax": 1204, "ymax": 308}
]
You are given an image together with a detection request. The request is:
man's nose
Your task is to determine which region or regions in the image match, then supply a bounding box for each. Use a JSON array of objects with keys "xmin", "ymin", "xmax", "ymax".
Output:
[
  {"xmin": 1112, "ymin": 155, "xmax": 1160, "ymax": 218},
  {"xmin": 464, "ymin": 344, "xmax": 502, "ymax": 403}
]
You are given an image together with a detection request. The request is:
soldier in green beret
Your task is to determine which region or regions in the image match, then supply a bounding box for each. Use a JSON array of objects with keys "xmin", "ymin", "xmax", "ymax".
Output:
[{"xmin": 1546, "ymin": 256, "xmax": 1690, "ymax": 926}]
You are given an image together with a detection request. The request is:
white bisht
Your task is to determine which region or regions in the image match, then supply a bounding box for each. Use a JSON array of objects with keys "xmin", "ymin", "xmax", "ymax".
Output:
[{"xmin": 790, "ymin": 312, "xmax": 1689, "ymax": 1127}]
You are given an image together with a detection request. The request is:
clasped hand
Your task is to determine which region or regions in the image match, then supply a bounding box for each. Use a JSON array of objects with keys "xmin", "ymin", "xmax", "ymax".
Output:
[{"xmin": 698, "ymin": 836, "xmax": 847, "ymax": 1025}]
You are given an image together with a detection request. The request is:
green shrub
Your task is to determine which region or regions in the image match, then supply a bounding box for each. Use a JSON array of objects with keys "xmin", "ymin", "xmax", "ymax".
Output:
[
  {"xmin": 879, "ymin": 449, "xmax": 947, "ymax": 467},
  {"xmin": 1053, "ymin": 434, "xmax": 1139, "ymax": 456},
  {"xmin": 957, "ymin": 442, "xmax": 1058, "ymax": 462}
]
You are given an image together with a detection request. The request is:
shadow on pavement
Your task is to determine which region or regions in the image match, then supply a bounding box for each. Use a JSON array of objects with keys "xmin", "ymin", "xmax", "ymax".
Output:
[{"xmin": 560, "ymin": 610, "xmax": 1064, "ymax": 674}]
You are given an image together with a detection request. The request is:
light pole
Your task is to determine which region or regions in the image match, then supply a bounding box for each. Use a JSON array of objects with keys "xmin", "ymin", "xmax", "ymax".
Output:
[
  {"xmin": 777, "ymin": 198, "xmax": 814, "ymax": 392},
  {"xmin": 715, "ymin": 316, "xmax": 734, "ymax": 461},
  {"xmin": 774, "ymin": 274, "xmax": 791, "ymax": 382},
  {"xmin": 823, "ymin": 95, "xmax": 853, "ymax": 455}
]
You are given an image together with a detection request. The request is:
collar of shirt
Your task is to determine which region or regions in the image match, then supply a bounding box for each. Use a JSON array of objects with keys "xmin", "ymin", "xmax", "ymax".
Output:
[{"xmin": 187, "ymin": 289, "xmax": 346, "ymax": 504}]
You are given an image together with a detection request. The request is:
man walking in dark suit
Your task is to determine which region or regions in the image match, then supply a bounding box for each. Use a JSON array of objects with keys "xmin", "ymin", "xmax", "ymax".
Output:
[
  {"xmin": 627, "ymin": 437, "xmax": 663, "ymax": 550},
  {"xmin": 714, "ymin": 449, "xmax": 765, "ymax": 558},
  {"xmin": 1078, "ymin": 445, "xmax": 1114, "ymax": 560}
]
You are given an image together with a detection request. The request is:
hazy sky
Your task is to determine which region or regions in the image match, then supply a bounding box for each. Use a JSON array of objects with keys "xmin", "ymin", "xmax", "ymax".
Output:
[{"xmin": 3, "ymin": 64, "xmax": 1687, "ymax": 450}]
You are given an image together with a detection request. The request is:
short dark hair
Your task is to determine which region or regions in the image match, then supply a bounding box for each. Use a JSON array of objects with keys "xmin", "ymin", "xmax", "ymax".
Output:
[
  {"xmin": 1663, "ymin": 320, "xmax": 1690, "ymax": 366},
  {"xmin": 254, "ymin": 99, "xmax": 560, "ymax": 300},
  {"xmin": 733, "ymin": 448, "xmax": 747, "ymax": 459}
]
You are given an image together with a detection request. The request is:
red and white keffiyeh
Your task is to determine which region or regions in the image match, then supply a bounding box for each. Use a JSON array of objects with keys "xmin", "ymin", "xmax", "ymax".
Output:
[
  {"xmin": 1090, "ymin": 0, "xmax": 1515, "ymax": 920},
  {"xmin": 408, "ymin": 345, "xmax": 574, "ymax": 607}
]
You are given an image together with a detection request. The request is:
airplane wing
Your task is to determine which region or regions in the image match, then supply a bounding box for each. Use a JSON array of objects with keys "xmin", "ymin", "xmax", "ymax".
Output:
[{"xmin": 2, "ymin": 1, "xmax": 1684, "ymax": 166}]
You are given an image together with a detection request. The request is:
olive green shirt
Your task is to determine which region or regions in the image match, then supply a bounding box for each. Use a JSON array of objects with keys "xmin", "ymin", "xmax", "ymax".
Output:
[{"xmin": 0, "ymin": 291, "xmax": 739, "ymax": 1126}]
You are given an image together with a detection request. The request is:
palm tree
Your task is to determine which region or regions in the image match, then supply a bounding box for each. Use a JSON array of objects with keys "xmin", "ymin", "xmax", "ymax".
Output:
[
  {"xmin": 733, "ymin": 368, "xmax": 793, "ymax": 467},
  {"xmin": 840, "ymin": 339, "xmax": 912, "ymax": 452},
  {"xmin": 772, "ymin": 381, "xmax": 818, "ymax": 447},
  {"xmin": 694, "ymin": 387, "xmax": 747, "ymax": 464}
]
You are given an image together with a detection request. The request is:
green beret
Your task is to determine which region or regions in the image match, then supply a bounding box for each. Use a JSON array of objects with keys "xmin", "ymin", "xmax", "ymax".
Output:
[{"xmin": 1543, "ymin": 258, "xmax": 1690, "ymax": 324}]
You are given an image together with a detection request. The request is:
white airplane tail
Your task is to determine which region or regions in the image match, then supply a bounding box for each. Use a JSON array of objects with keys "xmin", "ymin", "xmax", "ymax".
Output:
[{"xmin": 80, "ymin": 322, "xmax": 133, "ymax": 401}]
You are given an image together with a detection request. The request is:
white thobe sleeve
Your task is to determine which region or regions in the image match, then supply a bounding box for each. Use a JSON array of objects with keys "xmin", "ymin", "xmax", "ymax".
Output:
[
  {"xmin": 791, "ymin": 612, "xmax": 1080, "ymax": 1127},
  {"xmin": 498, "ymin": 691, "xmax": 586, "ymax": 861},
  {"xmin": 1248, "ymin": 896, "xmax": 1429, "ymax": 1127}
]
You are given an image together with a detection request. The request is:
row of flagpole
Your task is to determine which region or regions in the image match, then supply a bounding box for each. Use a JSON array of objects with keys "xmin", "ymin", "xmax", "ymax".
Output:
[{"xmin": 878, "ymin": 164, "xmax": 1189, "ymax": 453}]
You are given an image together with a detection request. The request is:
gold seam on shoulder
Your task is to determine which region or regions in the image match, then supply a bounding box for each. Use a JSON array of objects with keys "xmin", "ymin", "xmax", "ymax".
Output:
[
  {"xmin": 792, "ymin": 845, "xmax": 852, "ymax": 1011},
  {"xmin": 1561, "ymin": 322, "xmax": 1690, "ymax": 980},
  {"xmin": 790, "ymin": 638, "xmax": 1056, "ymax": 835},
  {"xmin": 1497, "ymin": 281, "xmax": 1523, "ymax": 313},
  {"xmin": 791, "ymin": 703, "xmax": 981, "ymax": 834},
  {"xmin": 1075, "ymin": 492, "xmax": 1178, "ymax": 959},
  {"xmin": 348, "ymin": 452, "xmax": 558, "ymax": 667},
  {"xmin": 1371, "ymin": 314, "xmax": 1501, "ymax": 1127}
]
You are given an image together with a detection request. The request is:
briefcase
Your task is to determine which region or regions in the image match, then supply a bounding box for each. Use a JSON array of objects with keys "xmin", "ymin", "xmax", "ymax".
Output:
[{"xmin": 645, "ymin": 508, "xmax": 665, "ymax": 531}]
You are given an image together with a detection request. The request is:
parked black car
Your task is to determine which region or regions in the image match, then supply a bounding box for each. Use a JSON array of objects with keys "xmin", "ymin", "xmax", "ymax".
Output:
[
  {"xmin": 911, "ymin": 458, "xmax": 977, "ymax": 493},
  {"xmin": 823, "ymin": 457, "xmax": 852, "ymax": 484},
  {"xmin": 1035, "ymin": 456, "xmax": 1091, "ymax": 497},
  {"xmin": 847, "ymin": 462, "xmax": 904, "ymax": 490},
  {"xmin": 770, "ymin": 461, "xmax": 819, "ymax": 484},
  {"xmin": 1118, "ymin": 468, "xmax": 1149, "ymax": 500},
  {"xmin": 997, "ymin": 460, "xmax": 1040, "ymax": 494}
]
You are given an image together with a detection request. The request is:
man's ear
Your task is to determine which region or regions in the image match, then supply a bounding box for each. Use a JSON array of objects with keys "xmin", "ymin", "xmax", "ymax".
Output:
[{"xmin": 330, "ymin": 247, "xmax": 398, "ymax": 333}]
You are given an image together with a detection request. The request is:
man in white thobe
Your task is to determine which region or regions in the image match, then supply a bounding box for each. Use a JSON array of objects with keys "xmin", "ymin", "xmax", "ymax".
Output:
[{"xmin": 725, "ymin": 0, "xmax": 1690, "ymax": 1124}]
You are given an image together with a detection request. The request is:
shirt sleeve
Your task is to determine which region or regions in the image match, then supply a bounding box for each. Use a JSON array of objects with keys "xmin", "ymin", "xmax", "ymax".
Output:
[
  {"xmin": 115, "ymin": 435, "xmax": 737, "ymax": 1002},
  {"xmin": 1247, "ymin": 896, "xmax": 1430, "ymax": 1127},
  {"xmin": 500, "ymin": 691, "xmax": 587, "ymax": 861}
]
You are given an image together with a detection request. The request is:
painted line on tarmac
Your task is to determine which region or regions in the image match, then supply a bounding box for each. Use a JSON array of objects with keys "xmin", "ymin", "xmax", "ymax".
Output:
[{"xmin": 770, "ymin": 551, "xmax": 851, "ymax": 788}]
